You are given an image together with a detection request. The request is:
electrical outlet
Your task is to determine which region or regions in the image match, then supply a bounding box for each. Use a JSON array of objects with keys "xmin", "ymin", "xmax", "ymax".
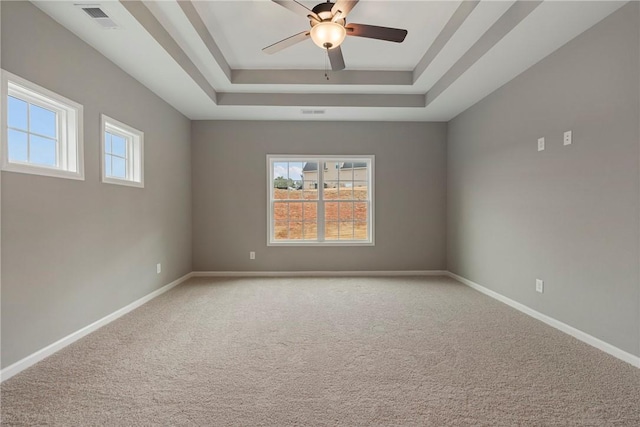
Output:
[
  {"xmin": 536, "ymin": 279, "xmax": 544, "ymax": 293},
  {"xmin": 537, "ymin": 137, "xmax": 545, "ymax": 151},
  {"xmin": 249, "ymin": 251, "xmax": 255, "ymax": 260},
  {"xmin": 156, "ymin": 263, "xmax": 162, "ymax": 274},
  {"xmin": 564, "ymin": 130, "xmax": 572, "ymax": 146}
]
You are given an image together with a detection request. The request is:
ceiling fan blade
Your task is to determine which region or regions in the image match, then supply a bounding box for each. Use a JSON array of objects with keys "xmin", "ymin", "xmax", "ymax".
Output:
[
  {"xmin": 272, "ymin": 0, "xmax": 320, "ymax": 21},
  {"xmin": 331, "ymin": 0, "xmax": 359, "ymax": 19},
  {"xmin": 263, "ymin": 31, "xmax": 310, "ymax": 54},
  {"xmin": 346, "ymin": 23, "xmax": 408, "ymax": 43},
  {"xmin": 328, "ymin": 46, "xmax": 346, "ymax": 71}
]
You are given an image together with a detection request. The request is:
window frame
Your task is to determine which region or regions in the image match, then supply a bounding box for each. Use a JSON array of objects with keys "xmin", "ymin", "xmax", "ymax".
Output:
[
  {"xmin": 267, "ymin": 155, "xmax": 375, "ymax": 247},
  {"xmin": 1, "ymin": 70, "xmax": 84, "ymax": 180},
  {"xmin": 100, "ymin": 114, "xmax": 144, "ymax": 188}
]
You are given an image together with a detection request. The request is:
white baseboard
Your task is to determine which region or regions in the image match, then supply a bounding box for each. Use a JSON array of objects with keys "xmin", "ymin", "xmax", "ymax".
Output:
[
  {"xmin": 0, "ymin": 272, "xmax": 193, "ymax": 383},
  {"xmin": 192, "ymin": 270, "xmax": 448, "ymax": 278},
  {"xmin": 446, "ymin": 271, "xmax": 640, "ymax": 369},
  {"xmin": 3, "ymin": 270, "xmax": 636, "ymax": 382}
]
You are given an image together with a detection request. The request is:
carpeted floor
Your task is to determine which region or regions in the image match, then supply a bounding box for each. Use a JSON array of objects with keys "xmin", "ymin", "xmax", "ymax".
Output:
[{"xmin": 1, "ymin": 276, "xmax": 639, "ymax": 426}]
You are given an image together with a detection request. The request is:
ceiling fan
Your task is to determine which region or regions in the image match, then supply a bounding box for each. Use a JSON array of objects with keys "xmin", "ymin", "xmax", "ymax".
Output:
[{"xmin": 263, "ymin": 0, "xmax": 408, "ymax": 71}]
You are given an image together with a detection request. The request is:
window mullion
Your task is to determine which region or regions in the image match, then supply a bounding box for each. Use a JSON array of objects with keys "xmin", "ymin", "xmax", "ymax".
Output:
[
  {"xmin": 317, "ymin": 162, "xmax": 325, "ymax": 242},
  {"xmin": 269, "ymin": 160, "xmax": 274, "ymax": 243},
  {"xmin": 301, "ymin": 192, "xmax": 305, "ymax": 240},
  {"xmin": 367, "ymin": 200, "xmax": 371, "ymax": 240},
  {"xmin": 337, "ymin": 164, "xmax": 341, "ymax": 240},
  {"xmin": 56, "ymin": 111, "xmax": 63, "ymax": 168},
  {"xmin": 126, "ymin": 137, "xmax": 132, "ymax": 180},
  {"xmin": 26, "ymin": 103, "xmax": 31, "ymax": 162},
  {"xmin": 270, "ymin": 200, "xmax": 274, "ymax": 242}
]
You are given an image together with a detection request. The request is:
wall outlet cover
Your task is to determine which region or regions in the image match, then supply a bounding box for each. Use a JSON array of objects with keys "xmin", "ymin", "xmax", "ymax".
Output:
[
  {"xmin": 564, "ymin": 130, "xmax": 572, "ymax": 145},
  {"xmin": 536, "ymin": 279, "xmax": 544, "ymax": 293},
  {"xmin": 538, "ymin": 138, "xmax": 545, "ymax": 151}
]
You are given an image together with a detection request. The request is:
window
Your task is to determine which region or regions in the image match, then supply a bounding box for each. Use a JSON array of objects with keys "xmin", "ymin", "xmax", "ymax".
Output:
[
  {"xmin": 267, "ymin": 155, "xmax": 374, "ymax": 246},
  {"xmin": 1, "ymin": 70, "xmax": 84, "ymax": 180},
  {"xmin": 101, "ymin": 114, "xmax": 143, "ymax": 188}
]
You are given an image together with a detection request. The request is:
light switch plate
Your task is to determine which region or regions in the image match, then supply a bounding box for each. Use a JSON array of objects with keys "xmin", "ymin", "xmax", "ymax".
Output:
[{"xmin": 538, "ymin": 138, "xmax": 545, "ymax": 151}]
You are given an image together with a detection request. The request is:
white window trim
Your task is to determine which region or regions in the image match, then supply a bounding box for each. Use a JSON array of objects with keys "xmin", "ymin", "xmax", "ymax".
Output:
[
  {"xmin": 267, "ymin": 154, "xmax": 375, "ymax": 247},
  {"xmin": 100, "ymin": 114, "xmax": 144, "ymax": 188},
  {"xmin": 1, "ymin": 70, "xmax": 84, "ymax": 180}
]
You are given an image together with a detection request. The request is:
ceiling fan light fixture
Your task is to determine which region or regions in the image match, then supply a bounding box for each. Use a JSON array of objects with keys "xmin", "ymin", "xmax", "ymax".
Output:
[{"xmin": 310, "ymin": 21, "xmax": 346, "ymax": 49}]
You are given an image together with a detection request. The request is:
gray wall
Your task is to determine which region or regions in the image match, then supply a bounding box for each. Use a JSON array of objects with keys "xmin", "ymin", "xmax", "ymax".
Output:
[
  {"xmin": 192, "ymin": 121, "xmax": 447, "ymax": 272},
  {"xmin": 1, "ymin": 2, "xmax": 192, "ymax": 368},
  {"xmin": 2, "ymin": 0, "xmax": 637, "ymax": 370},
  {"xmin": 447, "ymin": 3, "xmax": 639, "ymax": 356}
]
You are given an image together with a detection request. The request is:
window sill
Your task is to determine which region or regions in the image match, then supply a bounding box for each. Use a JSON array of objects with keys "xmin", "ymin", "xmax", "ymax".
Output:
[
  {"xmin": 267, "ymin": 241, "xmax": 374, "ymax": 247},
  {"xmin": 1, "ymin": 162, "xmax": 84, "ymax": 181},
  {"xmin": 102, "ymin": 176, "xmax": 144, "ymax": 188}
]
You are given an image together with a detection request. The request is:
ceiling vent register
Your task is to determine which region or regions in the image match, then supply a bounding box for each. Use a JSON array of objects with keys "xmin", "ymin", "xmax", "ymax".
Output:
[{"xmin": 77, "ymin": 4, "xmax": 119, "ymax": 29}]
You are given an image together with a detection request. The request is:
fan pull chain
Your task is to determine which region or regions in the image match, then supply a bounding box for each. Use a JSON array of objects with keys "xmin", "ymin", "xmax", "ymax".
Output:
[{"xmin": 324, "ymin": 48, "xmax": 330, "ymax": 81}]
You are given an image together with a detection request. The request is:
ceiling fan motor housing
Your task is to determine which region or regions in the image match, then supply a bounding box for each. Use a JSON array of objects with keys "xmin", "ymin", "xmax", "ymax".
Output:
[{"xmin": 311, "ymin": 2, "xmax": 346, "ymax": 26}]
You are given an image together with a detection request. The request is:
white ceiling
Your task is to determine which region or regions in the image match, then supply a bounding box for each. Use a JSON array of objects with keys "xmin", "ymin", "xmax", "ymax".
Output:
[
  {"xmin": 193, "ymin": 1, "xmax": 461, "ymax": 70},
  {"xmin": 32, "ymin": 0, "xmax": 627, "ymax": 121}
]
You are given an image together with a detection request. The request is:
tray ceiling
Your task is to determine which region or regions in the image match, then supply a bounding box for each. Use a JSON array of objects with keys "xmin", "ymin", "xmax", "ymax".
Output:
[{"xmin": 31, "ymin": 1, "xmax": 627, "ymax": 121}]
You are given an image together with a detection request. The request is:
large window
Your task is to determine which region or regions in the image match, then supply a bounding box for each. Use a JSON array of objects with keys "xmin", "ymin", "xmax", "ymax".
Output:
[
  {"xmin": 1, "ymin": 70, "xmax": 84, "ymax": 180},
  {"xmin": 101, "ymin": 114, "xmax": 144, "ymax": 188},
  {"xmin": 267, "ymin": 155, "xmax": 374, "ymax": 245}
]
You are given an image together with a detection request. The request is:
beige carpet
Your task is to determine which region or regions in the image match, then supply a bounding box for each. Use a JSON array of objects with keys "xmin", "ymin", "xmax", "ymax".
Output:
[{"xmin": 1, "ymin": 276, "xmax": 639, "ymax": 426}]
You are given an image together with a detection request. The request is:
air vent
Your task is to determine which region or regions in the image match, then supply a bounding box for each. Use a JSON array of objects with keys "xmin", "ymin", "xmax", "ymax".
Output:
[
  {"xmin": 301, "ymin": 109, "xmax": 326, "ymax": 115},
  {"xmin": 82, "ymin": 7, "xmax": 108, "ymax": 18},
  {"xmin": 76, "ymin": 4, "xmax": 119, "ymax": 29}
]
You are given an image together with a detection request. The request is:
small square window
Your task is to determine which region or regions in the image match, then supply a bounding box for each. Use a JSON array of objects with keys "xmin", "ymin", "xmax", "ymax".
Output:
[
  {"xmin": 100, "ymin": 115, "xmax": 144, "ymax": 188},
  {"xmin": 1, "ymin": 70, "xmax": 84, "ymax": 180}
]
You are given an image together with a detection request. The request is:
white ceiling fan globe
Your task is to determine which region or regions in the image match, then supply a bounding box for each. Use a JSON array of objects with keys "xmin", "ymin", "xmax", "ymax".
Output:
[{"xmin": 310, "ymin": 21, "xmax": 347, "ymax": 49}]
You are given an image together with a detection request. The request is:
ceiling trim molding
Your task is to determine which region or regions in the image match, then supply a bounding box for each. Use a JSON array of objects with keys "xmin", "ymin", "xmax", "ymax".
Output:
[
  {"xmin": 231, "ymin": 69, "xmax": 413, "ymax": 86},
  {"xmin": 124, "ymin": 0, "xmax": 543, "ymax": 111},
  {"xmin": 217, "ymin": 93, "xmax": 425, "ymax": 108},
  {"xmin": 28, "ymin": 0, "xmax": 628, "ymax": 120},
  {"xmin": 177, "ymin": 0, "xmax": 232, "ymax": 81},
  {"xmin": 119, "ymin": 0, "xmax": 218, "ymax": 104},
  {"xmin": 426, "ymin": 0, "xmax": 543, "ymax": 106},
  {"xmin": 413, "ymin": 0, "xmax": 480, "ymax": 84}
]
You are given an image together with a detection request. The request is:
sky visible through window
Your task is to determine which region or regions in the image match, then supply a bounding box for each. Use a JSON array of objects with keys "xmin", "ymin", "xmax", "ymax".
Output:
[
  {"xmin": 7, "ymin": 96, "xmax": 57, "ymax": 166},
  {"xmin": 104, "ymin": 132, "xmax": 127, "ymax": 179},
  {"xmin": 273, "ymin": 161, "xmax": 304, "ymax": 181}
]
